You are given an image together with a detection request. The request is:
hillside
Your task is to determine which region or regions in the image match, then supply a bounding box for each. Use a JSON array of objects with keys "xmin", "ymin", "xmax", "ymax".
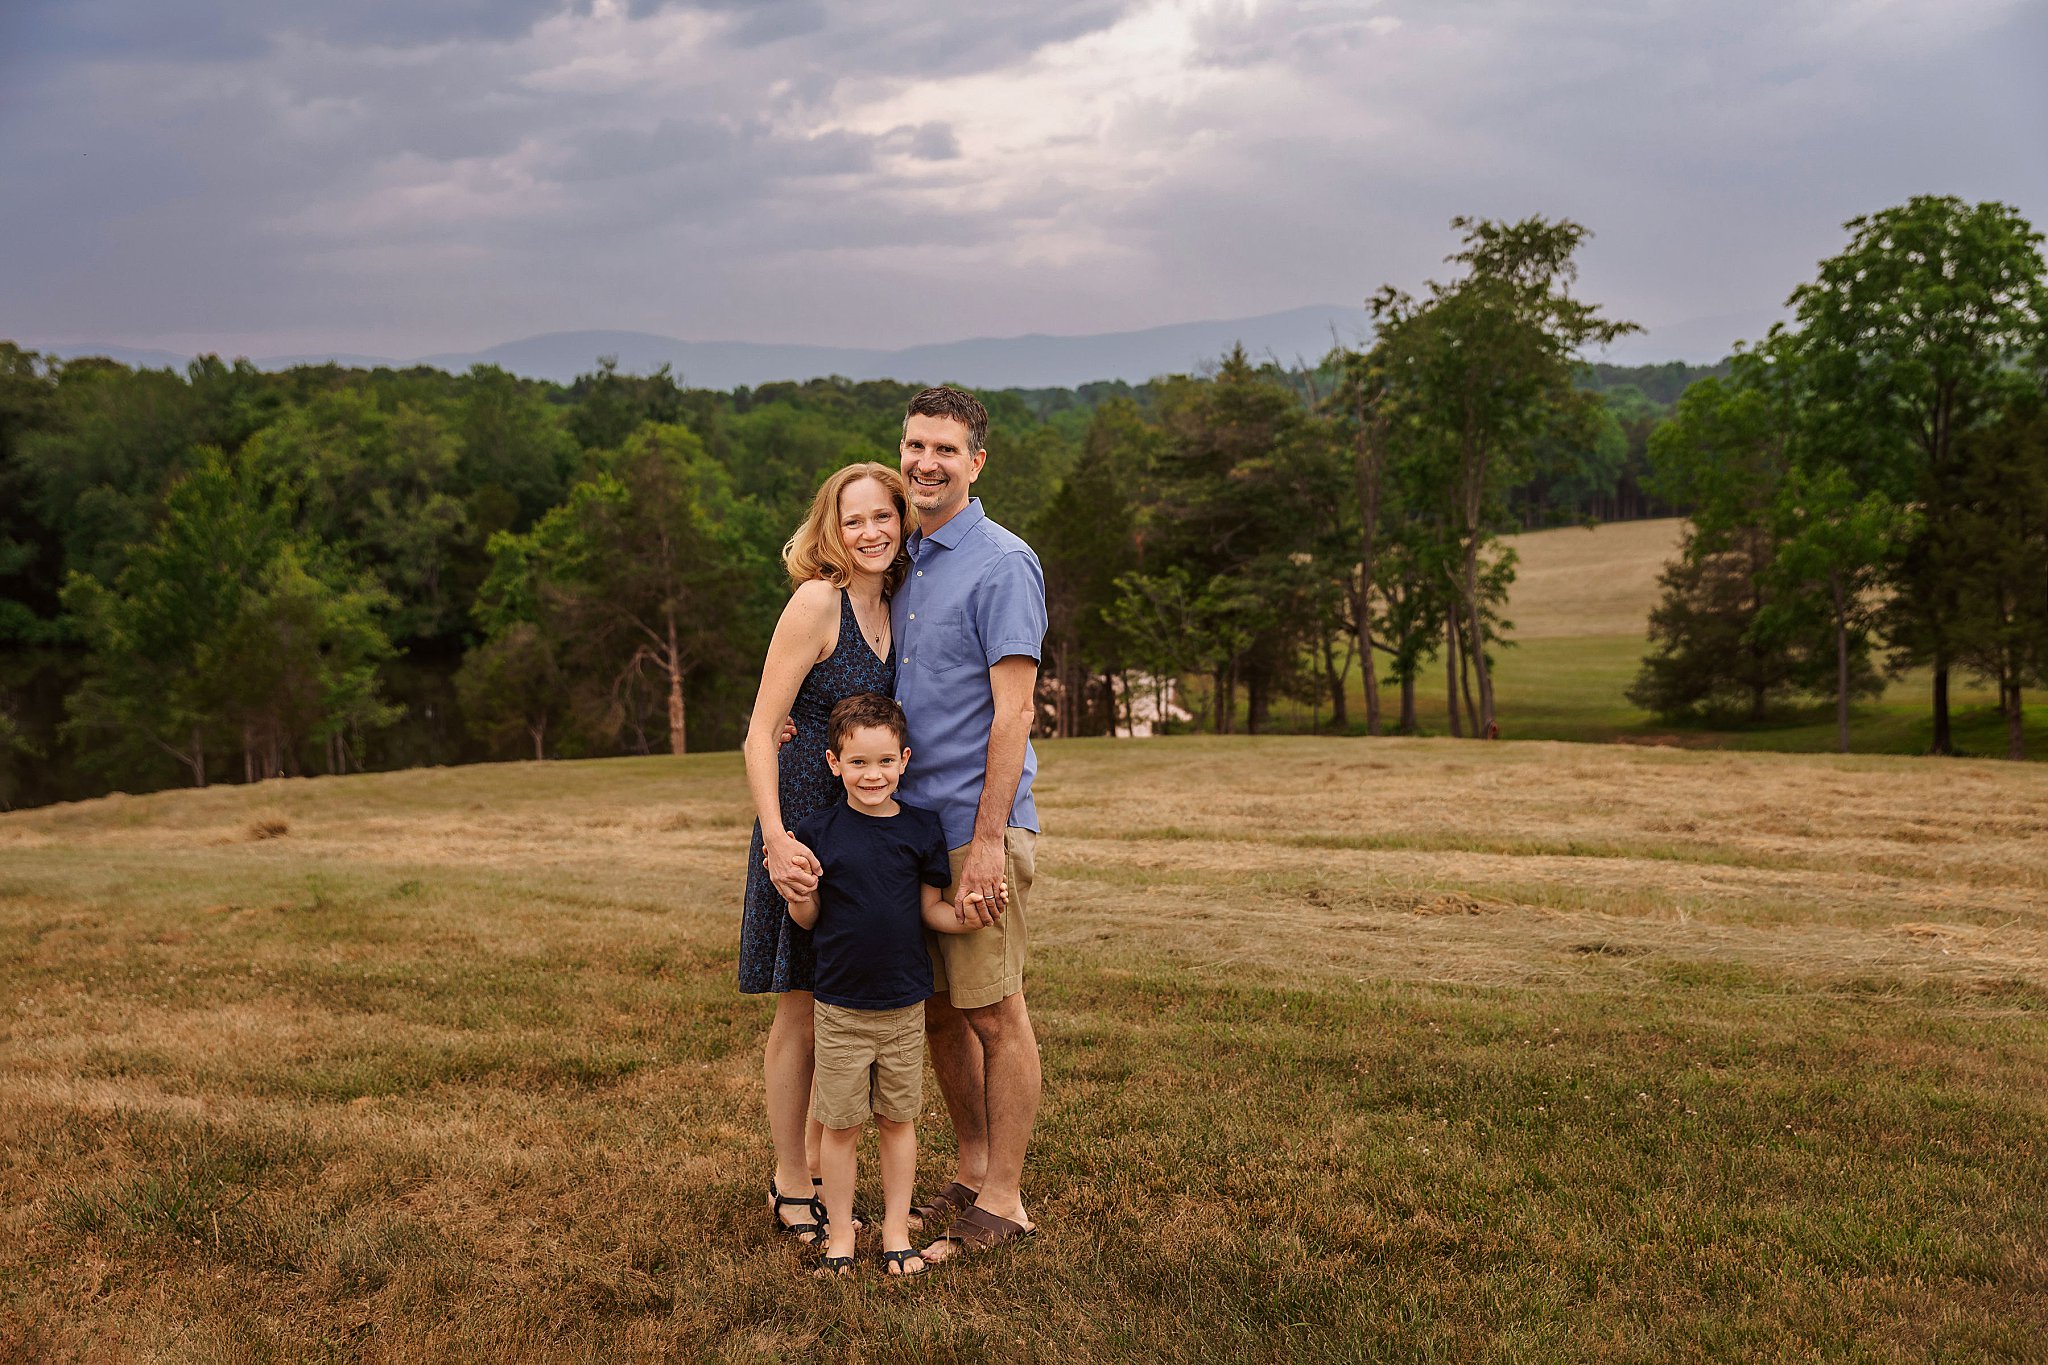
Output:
[
  {"xmin": 1295, "ymin": 517, "xmax": 2043, "ymax": 758},
  {"xmin": 3, "ymin": 743, "xmax": 2043, "ymax": 1358},
  {"xmin": 1500, "ymin": 517, "xmax": 1682, "ymax": 639},
  {"xmin": 36, "ymin": 306, "xmax": 1373, "ymax": 389}
]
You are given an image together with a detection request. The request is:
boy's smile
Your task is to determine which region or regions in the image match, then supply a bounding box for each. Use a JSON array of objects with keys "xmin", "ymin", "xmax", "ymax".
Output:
[{"xmin": 826, "ymin": 723, "xmax": 909, "ymax": 815}]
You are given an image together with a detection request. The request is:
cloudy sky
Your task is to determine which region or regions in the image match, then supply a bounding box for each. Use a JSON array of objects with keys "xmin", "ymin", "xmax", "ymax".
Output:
[{"xmin": 2, "ymin": 0, "xmax": 2042, "ymax": 362}]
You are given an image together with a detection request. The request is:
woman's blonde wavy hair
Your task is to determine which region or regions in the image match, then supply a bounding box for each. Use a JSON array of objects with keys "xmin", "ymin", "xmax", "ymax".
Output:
[{"xmin": 781, "ymin": 462, "xmax": 915, "ymax": 595}]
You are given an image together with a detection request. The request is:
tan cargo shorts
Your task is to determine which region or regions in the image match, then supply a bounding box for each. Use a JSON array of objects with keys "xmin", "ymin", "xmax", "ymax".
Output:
[
  {"xmin": 810, "ymin": 1000, "xmax": 924, "ymax": 1129},
  {"xmin": 928, "ymin": 827, "xmax": 1037, "ymax": 1011}
]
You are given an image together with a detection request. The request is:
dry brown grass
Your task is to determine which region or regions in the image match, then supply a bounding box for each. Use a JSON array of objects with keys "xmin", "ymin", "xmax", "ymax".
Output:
[
  {"xmin": 3, "ymin": 740, "xmax": 2045, "ymax": 1361},
  {"xmin": 1039, "ymin": 737, "xmax": 2048, "ymax": 993},
  {"xmin": 1499, "ymin": 517, "xmax": 1683, "ymax": 639}
]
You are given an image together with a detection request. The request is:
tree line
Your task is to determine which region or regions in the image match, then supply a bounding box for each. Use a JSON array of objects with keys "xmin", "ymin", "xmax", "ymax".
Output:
[
  {"xmin": 1016, "ymin": 199, "xmax": 2046, "ymax": 761},
  {"xmin": 3, "ymin": 197, "xmax": 2038, "ymax": 810}
]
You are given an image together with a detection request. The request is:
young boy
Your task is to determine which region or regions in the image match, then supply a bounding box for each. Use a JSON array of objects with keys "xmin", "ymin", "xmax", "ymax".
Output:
[{"xmin": 787, "ymin": 692, "xmax": 982, "ymax": 1279}]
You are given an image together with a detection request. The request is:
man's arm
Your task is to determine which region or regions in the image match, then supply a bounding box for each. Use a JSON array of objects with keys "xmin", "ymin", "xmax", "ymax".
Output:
[{"xmin": 955, "ymin": 654, "xmax": 1036, "ymax": 926}]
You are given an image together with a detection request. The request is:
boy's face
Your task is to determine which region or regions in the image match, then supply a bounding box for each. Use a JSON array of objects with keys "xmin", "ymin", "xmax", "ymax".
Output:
[{"xmin": 825, "ymin": 724, "xmax": 909, "ymax": 811}]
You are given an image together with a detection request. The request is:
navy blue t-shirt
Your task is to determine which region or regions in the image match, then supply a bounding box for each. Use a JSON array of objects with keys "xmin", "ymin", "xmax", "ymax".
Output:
[{"xmin": 793, "ymin": 799, "xmax": 954, "ymax": 1010}]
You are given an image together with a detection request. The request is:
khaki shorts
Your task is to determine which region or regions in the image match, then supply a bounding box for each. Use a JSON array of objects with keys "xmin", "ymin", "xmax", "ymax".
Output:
[
  {"xmin": 811, "ymin": 1001, "xmax": 924, "ymax": 1129},
  {"xmin": 928, "ymin": 828, "xmax": 1037, "ymax": 1011}
]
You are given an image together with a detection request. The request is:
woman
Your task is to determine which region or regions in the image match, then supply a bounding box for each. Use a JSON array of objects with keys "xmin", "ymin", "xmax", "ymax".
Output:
[{"xmin": 739, "ymin": 461, "xmax": 910, "ymax": 1244}]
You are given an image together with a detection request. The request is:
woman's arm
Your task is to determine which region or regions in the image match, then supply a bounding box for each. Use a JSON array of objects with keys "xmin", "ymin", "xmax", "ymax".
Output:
[{"xmin": 744, "ymin": 580, "xmax": 837, "ymax": 900}]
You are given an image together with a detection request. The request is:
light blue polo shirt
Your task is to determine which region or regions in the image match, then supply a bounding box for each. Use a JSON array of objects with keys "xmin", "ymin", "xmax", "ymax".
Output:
[{"xmin": 892, "ymin": 498, "xmax": 1046, "ymax": 850}]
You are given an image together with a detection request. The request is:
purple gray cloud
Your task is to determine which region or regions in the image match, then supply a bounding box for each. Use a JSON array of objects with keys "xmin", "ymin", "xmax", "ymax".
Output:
[{"xmin": 2, "ymin": 0, "xmax": 2041, "ymax": 364}]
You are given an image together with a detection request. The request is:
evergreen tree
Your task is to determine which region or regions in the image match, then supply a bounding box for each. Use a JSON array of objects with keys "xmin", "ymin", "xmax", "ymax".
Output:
[{"xmin": 1033, "ymin": 420, "xmax": 1139, "ymax": 737}]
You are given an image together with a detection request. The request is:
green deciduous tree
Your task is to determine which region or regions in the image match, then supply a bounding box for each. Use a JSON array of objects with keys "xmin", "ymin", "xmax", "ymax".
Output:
[
  {"xmin": 1370, "ymin": 216, "xmax": 1637, "ymax": 736},
  {"xmin": 201, "ymin": 544, "xmax": 402, "ymax": 781},
  {"xmin": 1756, "ymin": 466, "xmax": 1907, "ymax": 752},
  {"xmin": 454, "ymin": 622, "xmax": 564, "ymax": 761},
  {"xmin": 1106, "ymin": 567, "xmax": 1219, "ymax": 733},
  {"xmin": 1948, "ymin": 399, "xmax": 2048, "ymax": 759},
  {"xmin": 61, "ymin": 449, "xmax": 399, "ymax": 785},
  {"xmin": 246, "ymin": 389, "xmax": 476, "ymax": 644},
  {"xmin": 475, "ymin": 423, "xmax": 767, "ymax": 756},
  {"xmin": 456, "ymin": 365, "xmax": 578, "ymax": 537},
  {"xmin": 1786, "ymin": 196, "xmax": 2048, "ymax": 753}
]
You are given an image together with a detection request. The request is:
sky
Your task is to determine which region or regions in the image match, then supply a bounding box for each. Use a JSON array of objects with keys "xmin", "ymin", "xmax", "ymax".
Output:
[{"xmin": 2, "ymin": 0, "xmax": 2043, "ymax": 363}]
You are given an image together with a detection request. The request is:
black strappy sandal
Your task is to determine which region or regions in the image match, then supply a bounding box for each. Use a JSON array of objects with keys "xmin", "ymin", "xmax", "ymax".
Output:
[
  {"xmin": 769, "ymin": 1180, "xmax": 825, "ymax": 1246},
  {"xmin": 812, "ymin": 1254, "xmax": 857, "ymax": 1279},
  {"xmin": 879, "ymin": 1247, "xmax": 930, "ymax": 1279}
]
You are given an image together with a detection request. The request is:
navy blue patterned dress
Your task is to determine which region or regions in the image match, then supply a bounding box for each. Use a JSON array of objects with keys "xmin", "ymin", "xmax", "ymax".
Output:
[{"xmin": 738, "ymin": 588, "xmax": 897, "ymax": 994}]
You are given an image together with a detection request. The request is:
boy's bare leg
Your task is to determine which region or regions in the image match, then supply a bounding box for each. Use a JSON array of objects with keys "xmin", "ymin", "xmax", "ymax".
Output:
[
  {"xmin": 816, "ymin": 1123, "xmax": 861, "ymax": 1262},
  {"xmin": 875, "ymin": 1116, "xmax": 923, "ymax": 1270},
  {"xmin": 763, "ymin": 992, "xmax": 817, "ymax": 1223},
  {"xmin": 922, "ymin": 990, "xmax": 1040, "ymax": 1263},
  {"xmin": 923, "ymin": 994, "xmax": 989, "ymax": 1192}
]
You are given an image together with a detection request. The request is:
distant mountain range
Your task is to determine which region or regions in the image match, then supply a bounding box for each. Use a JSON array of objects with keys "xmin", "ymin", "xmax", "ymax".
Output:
[{"xmin": 32, "ymin": 302, "xmax": 1761, "ymax": 390}]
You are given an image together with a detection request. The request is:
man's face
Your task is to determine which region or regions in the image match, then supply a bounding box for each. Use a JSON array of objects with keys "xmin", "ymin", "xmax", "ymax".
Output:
[{"xmin": 900, "ymin": 413, "xmax": 984, "ymax": 523}]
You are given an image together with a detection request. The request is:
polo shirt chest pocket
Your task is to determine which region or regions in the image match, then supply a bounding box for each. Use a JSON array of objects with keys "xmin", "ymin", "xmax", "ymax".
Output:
[{"xmin": 910, "ymin": 609, "xmax": 981, "ymax": 678}]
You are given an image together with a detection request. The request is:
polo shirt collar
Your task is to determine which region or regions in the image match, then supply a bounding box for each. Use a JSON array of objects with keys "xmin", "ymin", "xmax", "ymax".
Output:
[{"xmin": 914, "ymin": 496, "xmax": 985, "ymax": 553}]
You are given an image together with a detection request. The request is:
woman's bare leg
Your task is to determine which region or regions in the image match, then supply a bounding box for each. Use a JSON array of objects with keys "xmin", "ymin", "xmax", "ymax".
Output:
[{"xmin": 764, "ymin": 990, "xmax": 816, "ymax": 1224}]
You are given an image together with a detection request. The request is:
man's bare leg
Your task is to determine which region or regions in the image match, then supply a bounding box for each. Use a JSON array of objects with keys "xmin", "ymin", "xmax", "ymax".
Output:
[
  {"xmin": 923, "ymin": 989, "xmax": 1039, "ymax": 1262},
  {"xmin": 923, "ymin": 993, "xmax": 989, "ymax": 1193}
]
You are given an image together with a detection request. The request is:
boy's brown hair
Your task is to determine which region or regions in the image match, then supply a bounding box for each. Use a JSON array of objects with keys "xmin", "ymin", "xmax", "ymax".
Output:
[
  {"xmin": 826, "ymin": 692, "xmax": 910, "ymax": 753},
  {"xmin": 903, "ymin": 386, "xmax": 989, "ymax": 454}
]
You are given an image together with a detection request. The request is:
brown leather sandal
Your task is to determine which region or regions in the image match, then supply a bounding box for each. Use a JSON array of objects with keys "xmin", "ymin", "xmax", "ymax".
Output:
[
  {"xmin": 907, "ymin": 1181, "xmax": 979, "ymax": 1232},
  {"xmin": 935, "ymin": 1205, "xmax": 1037, "ymax": 1253}
]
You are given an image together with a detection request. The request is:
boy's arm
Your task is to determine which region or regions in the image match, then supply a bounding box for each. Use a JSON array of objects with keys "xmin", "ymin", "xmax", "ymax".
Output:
[
  {"xmin": 919, "ymin": 880, "xmax": 1008, "ymax": 935},
  {"xmin": 787, "ymin": 887, "xmax": 820, "ymax": 930},
  {"xmin": 920, "ymin": 883, "xmax": 972, "ymax": 935}
]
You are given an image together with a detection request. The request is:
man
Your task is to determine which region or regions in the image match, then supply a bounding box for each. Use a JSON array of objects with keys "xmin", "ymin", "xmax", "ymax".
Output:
[
  {"xmin": 771, "ymin": 384, "xmax": 1046, "ymax": 1259},
  {"xmin": 890, "ymin": 385, "xmax": 1045, "ymax": 1259}
]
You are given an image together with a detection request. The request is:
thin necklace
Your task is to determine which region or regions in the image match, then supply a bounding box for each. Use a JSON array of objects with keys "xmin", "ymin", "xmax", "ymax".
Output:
[{"xmin": 851, "ymin": 587, "xmax": 886, "ymax": 650}]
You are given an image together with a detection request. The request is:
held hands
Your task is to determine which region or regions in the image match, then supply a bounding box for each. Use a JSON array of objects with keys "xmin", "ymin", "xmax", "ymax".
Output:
[
  {"xmin": 955, "ymin": 879, "xmax": 1010, "ymax": 929},
  {"xmin": 956, "ymin": 837, "xmax": 1011, "ymax": 928},
  {"xmin": 765, "ymin": 831, "xmax": 821, "ymax": 902}
]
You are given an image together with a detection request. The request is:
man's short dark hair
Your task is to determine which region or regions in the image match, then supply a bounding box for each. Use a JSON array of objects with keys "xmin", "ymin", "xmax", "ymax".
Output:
[
  {"xmin": 904, "ymin": 386, "xmax": 989, "ymax": 454},
  {"xmin": 827, "ymin": 692, "xmax": 910, "ymax": 753}
]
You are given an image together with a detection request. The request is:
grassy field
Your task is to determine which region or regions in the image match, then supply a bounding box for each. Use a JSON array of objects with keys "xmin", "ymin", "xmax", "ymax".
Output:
[
  {"xmin": 4, "ymin": 742, "xmax": 2046, "ymax": 1361},
  {"xmin": 1265, "ymin": 518, "xmax": 2044, "ymax": 757}
]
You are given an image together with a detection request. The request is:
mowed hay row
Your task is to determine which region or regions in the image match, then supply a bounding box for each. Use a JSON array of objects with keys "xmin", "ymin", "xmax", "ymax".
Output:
[
  {"xmin": 7, "ymin": 736, "xmax": 2047, "ymax": 1008},
  {"xmin": 4, "ymin": 738, "xmax": 2047, "ymax": 1360}
]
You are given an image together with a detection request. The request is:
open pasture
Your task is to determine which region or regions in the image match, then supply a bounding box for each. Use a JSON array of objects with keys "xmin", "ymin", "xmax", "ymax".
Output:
[
  {"xmin": 3, "ymin": 740, "xmax": 2046, "ymax": 1361},
  {"xmin": 1268, "ymin": 517, "xmax": 2044, "ymax": 758}
]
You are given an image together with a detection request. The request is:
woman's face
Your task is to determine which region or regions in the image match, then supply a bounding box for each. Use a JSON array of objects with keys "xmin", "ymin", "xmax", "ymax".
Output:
[{"xmin": 837, "ymin": 476, "xmax": 902, "ymax": 578}]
